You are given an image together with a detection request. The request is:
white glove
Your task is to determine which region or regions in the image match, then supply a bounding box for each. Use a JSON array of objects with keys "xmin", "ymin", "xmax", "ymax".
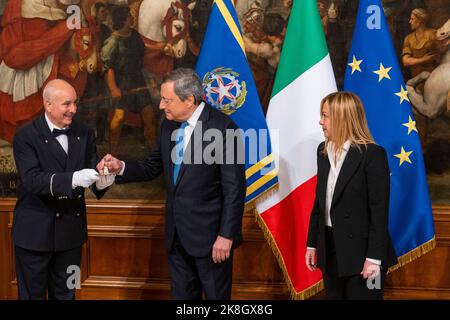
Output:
[
  {"xmin": 72, "ymin": 169, "xmax": 99, "ymax": 188},
  {"xmin": 96, "ymin": 174, "xmax": 116, "ymax": 190}
]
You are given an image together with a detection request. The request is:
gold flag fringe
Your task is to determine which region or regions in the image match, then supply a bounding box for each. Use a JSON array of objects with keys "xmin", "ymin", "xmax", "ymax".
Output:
[
  {"xmin": 246, "ymin": 178, "xmax": 436, "ymax": 298},
  {"xmin": 244, "ymin": 182, "xmax": 279, "ymax": 212},
  {"xmin": 251, "ymin": 195, "xmax": 436, "ymax": 298},
  {"xmin": 387, "ymin": 237, "xmax": 436, "ymax": 274},
  {"xmin": 252, "ymin": 207, "xmax": 325, "ymax": 300}
]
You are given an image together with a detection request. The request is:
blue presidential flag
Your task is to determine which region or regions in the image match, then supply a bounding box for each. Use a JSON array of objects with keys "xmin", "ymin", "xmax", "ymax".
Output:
[
  {"xmin": 344, "ymin": 0, "xmax": 435, "ymax": 267},
  {"xmin": 195, "ymin": 0, "xmax": 277, "ymax": 205}
]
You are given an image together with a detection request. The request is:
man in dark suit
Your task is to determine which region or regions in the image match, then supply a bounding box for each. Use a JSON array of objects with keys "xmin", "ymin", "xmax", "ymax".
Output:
[
  {"xmin": 12, "ymin": 79, "xmax": 115, "ymax": 300},
  {"xmin": 98, "ymin": 68, "xmax": 246, "ymax": 300}
]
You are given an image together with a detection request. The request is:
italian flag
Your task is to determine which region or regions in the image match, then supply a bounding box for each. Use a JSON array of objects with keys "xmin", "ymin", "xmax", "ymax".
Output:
[{"xmin": 256, "ymin": 0, "xmax": 337, "ymax": 299}]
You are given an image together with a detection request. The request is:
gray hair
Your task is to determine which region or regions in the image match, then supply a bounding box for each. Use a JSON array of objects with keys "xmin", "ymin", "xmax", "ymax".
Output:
[{"xmin": 162, "ymin": 68, "xmax": 204, "ymax": 104}]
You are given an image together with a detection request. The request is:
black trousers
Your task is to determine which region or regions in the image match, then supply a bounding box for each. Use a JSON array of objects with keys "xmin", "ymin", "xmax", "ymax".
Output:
[
  {"xmin": 15, "ymin": 245, "xmax": 82, "ymax": 300},
  {"xmin": 323, "ymin": 227, "xmax": 385, "ymax": 300},
  {"xmin": 168, "ymin": 233, "xmax": 233, "ymax": 300}
]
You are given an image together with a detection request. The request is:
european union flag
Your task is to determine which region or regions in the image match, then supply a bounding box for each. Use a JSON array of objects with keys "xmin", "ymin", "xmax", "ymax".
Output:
[
  {"xmin": 344, "ymin": 0, "xmax": 435, "ymax": 268},
  {"xmin": 195, "ymin": 0, "xmax": 278, "ymax": 205}
]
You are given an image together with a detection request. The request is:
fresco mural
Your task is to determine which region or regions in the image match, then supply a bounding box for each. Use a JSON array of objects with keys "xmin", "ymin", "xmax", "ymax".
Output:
[{"xmin": 0, "ymin": 0, "xmax": 448, "ymax": 203}]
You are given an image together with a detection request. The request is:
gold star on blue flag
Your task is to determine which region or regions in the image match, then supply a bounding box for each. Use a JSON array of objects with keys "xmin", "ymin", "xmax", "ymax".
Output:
[
  {"xmin": 394, "ymin": 147, "xmax": 413, "ymax": 166},
  {"xmin": 344, "ymin": 0, "xmax": 434, "ymax": 269},
  {"xmin": 348, "ymin": 55, "xmax": 363, "ymax": 74},
  {"xmin": 402, "ymin": 116, "xmax": 418, "ymax": 134},
  {"xmin": 373, "ymin": 63, "xmax": 392, "ymax": 82},
  {"xmin": 395, "ymin": 85, "xmax": 410, "ymax": 104}
]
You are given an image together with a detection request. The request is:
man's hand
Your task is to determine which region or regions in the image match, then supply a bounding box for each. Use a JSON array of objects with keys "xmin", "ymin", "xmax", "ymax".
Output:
[
  {"xmin": 361, "ymin": 260, "xmax": 380, "ymax": 279},
  {"xmin": 72, "ymin": 169, "xmax": 99, "ymax": 188},
  {"xmin": 305, "ymin": 248, "xmax": 318, "ymax": 272},
  {"xmin": 212, "ymin": 236, "xmax": 233, "ymax": 264},
  {"xmin": 97, "ymin": 154, "xmax": 123, "ymax": 174},
  {"xmin": 96, "ymin": 174, "xmax": 116, "ymax": 190}
]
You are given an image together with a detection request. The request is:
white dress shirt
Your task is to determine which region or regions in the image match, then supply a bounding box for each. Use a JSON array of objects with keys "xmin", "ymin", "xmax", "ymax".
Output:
[
  {"xmin": 183, "ymin": 101, "xmax": 205, "ymax": 151},
  {"xmin": 308, "ymin": 140, "xmax": 380, "ymax": 266},
  {"xmin": 325, "ymin": 140, "xmax": 351, "ymax": 227},
  {"xmin": 45, "ymin": 113, "xmax": 69, "ymax": 154},
  {"xmin": 118, "ymin": 102, "xmax": 205, "ymax": 175}
]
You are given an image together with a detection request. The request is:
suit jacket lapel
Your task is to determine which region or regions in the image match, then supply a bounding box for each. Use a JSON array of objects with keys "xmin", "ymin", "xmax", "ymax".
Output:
[
  {"xmin": 174, "ymin": 104, "xmax": 211, "ymax": 188},
  {"xmin": 35, "ymin": 115, "xmax": 68, "ymax": 170},
  {"xmin": 167, "ymin": 121, "xmax": 178, "ymax": 188},
  {"xmin": 66, "ymin": 123, "xmax": 82, "ymax": 172},
  {"xmin": 331, "ymin": 146, "xmax": 362, "ymax": 209},
  {"xmin": 317, "ymin": 151, "xmax": 330, "ymax": 211}
]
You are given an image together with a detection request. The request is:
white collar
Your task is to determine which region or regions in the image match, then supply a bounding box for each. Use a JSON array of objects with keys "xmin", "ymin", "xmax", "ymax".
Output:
[
  {"xmin": 327, "ymin": 139, "xmax": 351, "ymax": 152},
  {"xmin": 342, "ymin": 140, "xmax": 351, "ymax": 152},
  {"xmin": 185, "ymin": 101, "xmax": 205, "ymax": 128},
  {"xmin": 45, "ymin": 113, "xmax": 67, "ymax": 132}
]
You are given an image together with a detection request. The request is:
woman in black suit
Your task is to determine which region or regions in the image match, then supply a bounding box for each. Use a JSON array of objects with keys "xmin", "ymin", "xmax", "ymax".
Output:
[{"xmin": 305, "ymin": 92, "xmax": 397, "ymax": 300}]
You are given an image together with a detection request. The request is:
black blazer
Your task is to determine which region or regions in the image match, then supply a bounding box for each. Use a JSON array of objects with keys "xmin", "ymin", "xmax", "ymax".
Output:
[
  {"xmin": 116, "ymin": 103, "xmax": 246, "ymax": 258},
  {"xmin": 307, "ymin": 142, "xmax": 398, "ymax": 277},
  {"xmin": 12, "ymin": 114, "xmax": 107, "ymax": 252}
]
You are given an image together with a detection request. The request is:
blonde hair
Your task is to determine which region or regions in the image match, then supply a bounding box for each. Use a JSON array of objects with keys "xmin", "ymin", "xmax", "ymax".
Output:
[{"xmin": 321, "ymin": 92, "xmax": 374, "ymax": 157}]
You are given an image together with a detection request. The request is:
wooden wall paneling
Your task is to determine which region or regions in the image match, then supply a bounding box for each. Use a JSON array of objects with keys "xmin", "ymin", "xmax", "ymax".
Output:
[
  {"xmin": 1, "ymin": 199, "xmax": 450, "ymax": 300},
  {"xmin": 0, "ymin": 209, "xmax": 9, "ymax": 299},
  {"xmin": 0, "ymin": 200, "xmax": 15, "ymax": 299},
  {"xmin": 78, "ymin": 201, "xmax": 171, "ymax": 299}
]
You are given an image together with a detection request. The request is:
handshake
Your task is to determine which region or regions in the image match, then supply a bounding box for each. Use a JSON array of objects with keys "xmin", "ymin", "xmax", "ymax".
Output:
[{"xmin": 71, "ymin": 154, "xmax": 123, "ymax": 190}]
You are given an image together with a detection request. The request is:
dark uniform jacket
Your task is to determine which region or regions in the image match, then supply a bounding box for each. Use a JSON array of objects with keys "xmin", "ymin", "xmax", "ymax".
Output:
[{"xmin": 12, "ymin": 114, "xmax": 107, "ymax": 252}]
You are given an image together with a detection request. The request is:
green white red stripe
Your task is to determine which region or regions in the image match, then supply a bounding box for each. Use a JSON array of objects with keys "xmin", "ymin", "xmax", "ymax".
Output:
[{"xmin": 256, "ymin": 0, "xmax": 337, "ymax": 299}]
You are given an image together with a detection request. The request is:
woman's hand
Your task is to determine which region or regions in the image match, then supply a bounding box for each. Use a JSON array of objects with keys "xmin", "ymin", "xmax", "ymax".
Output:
[{"xmin": 305, "ymin": 248, "xmax": 318, "ymax": 272}]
